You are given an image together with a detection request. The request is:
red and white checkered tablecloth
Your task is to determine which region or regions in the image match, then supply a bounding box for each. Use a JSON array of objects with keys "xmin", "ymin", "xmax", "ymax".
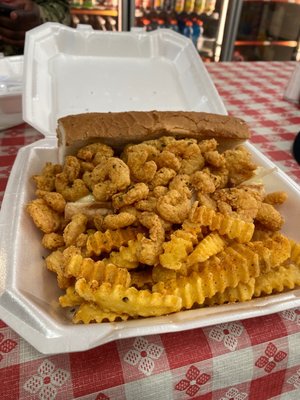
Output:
[
  {"xmin": 1, "ymin": 61, "xmax": 300, "ymax": 400},
  {"xmin": 207, "ymin": 61, "xmax": 300, "ymax": 184}
]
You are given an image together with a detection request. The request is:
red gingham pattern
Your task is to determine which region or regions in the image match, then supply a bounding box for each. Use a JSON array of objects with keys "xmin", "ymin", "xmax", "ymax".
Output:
[
  {"xmin": 206, "ymin": 61, "xmax": 300, "ymax": 185},
  {"xmin": 1, "ymin": 62, "xmax": 300, "ymax": 399}
]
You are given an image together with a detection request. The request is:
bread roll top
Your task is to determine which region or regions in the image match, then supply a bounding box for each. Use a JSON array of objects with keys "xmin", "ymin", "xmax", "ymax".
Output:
[{"xmin": 57, "ymin": 111, "xmax": 250, "ymax": 148}]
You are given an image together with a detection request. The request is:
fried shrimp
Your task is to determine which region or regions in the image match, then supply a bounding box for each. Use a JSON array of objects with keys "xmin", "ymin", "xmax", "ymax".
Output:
[
  {"xmin": 52, "ymin": 156, "xmax": 90, "ymax": 201},
  {"xmin": 55, "ymin": 173, "xmax": 90, "ymax": 202},
  {"xmin": 32, "ymin": 162, "xmax": 62, "ymax": 192},
  {"xmin": 144, "ymin": 136, "xmax": 177, "ymax": 151},
  {"xmin": 263, "ymin": 191, "xmax": 288, "ymax": 205},
  {"xmin": 198, "ymin": 138, "xmax": 218, "ymax": 153},
  {"xmin": 165, "ymin": 138, "xmax": 205, "ymax": 175},
  {"xmin": 42, "ymin": 232, "xmax": 65, "ymax": 250},
  {"xmin": 38, "ymin": 191, "xmax": 66, "ymax": 214},
  {"xmin": 135, "ymin": 186, "xmax": 170, "ymax": 214},
  {"xmin": 91, "ymin": 157, "xmax": 131, "ymax": 201},
  {"xmin": 153, "ymin": 186, "xmax": 169, "ymax": 198},
  {"xmin": 224, "ymin": 146, "xmax": 257, "ymax": 185},
  {"xmin": 150, "ymin": 167, "xmax": 177, "ymax": 188},
  {"xmin": 112, "ymin": 183, "xmax": 149, "ymax": 210},
  {"xmin": 26, "ymin": 198, "xmax": 62, "ymax": 233},
  {"xmin": 118, "ymin": 205, "xmax": 141, "ymax": 222},
  {"xmin": 103, "ymin": 212, "xmax": 137, "ymax": 230},
  {"xmin": 255, "ymin": 202, "xmax": 284, "ymax": 231},
  {"xmin": 125, "ymin": 143, "xmax": 159, "ymax": 182},
  {"xmin": 191, "ymin": 170, "xmax": 217, "ymax": 194},
  {"xmin": 212, "ymin": 185, "xmax": 263, "ymax": 222},
  {"xmin": 203, "ymin": 150, "xmax": 226, "ymax": 168},
  {"xmin": 77, "ymin": 143, "xmax": 114, "ymax": 162},
  {"xmin": 138, "ymin": 212, "xmax": 165, "ymax": 243},
  {"xmin": 169, "ymin": 174, "xmax": 192, "ymax": 198},
  {"xmin": 155, "ymin": 150, "xmax": 181, "ymax": 172},
  {"xmin": 135, "ymin": 196, "xmax": 157, "ymax": 212},
  {"xmin": 156, "ymin": 189, "xmax": 191, "ymax": 224},
  {"xmin": 136, "ymin": 212, "xmax": 165, "ymax": 265},
  {"xmin": 63, "ymin": 213, "xmax": 88, "ymax": 247},
  {"xmin": 63, "ymin": 156, "xmax": 81, "ymax": 182}
]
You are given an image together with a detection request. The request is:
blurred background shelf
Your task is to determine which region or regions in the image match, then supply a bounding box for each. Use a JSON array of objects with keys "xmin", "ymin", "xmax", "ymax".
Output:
[
  {"xmin": 71, "ymin": 8, "xmax": 119, "ymax": 16},
  {"xmin": 70, "ymin": 1, "xmax": 122, "ymax": 30},
  {"xmin": 232, "ymin": 0, "xmax": 300, "ymax": 61},
  {"xmin": 69, "ymin": 0, "xmax": 300, "ymax": 62}
]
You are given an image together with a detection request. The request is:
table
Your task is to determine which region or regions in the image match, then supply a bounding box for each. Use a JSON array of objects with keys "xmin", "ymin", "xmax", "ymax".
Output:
[{"xmin": 1, "ymin": 61, "xmax": 300, "ymax": 400}]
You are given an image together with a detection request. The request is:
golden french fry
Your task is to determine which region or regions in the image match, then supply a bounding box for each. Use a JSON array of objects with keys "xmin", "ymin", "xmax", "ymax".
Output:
[
  {"xmin": 239, "ymin": 234, "xmax": 291, "ymax": 272},
  {"xmin": 215, "ymin": 247, "xmax": 260, "ymax": 284},
  {"xmin": 187, "ymin": 232, "xmax": 225, "ymax": 266},
  {"xmin": 181, "ymin": 220, "xmax": 203, "ymax": 240},
  {"xmin": 59, "ymin": 286, "xmax": 84, "ymax": 307},
  {"xmin": 153, "ymin": 245, "xmax": 260, "ymax": 309},
  {"xmin": 172, "ymin": 228, "xmax": 199, "ymax": 245},
  {"xmin": 86, "ymin": 227, "xmax": 141, "ymax": 256},
  {"xmin": 190, "ymin": 205, "xmax": 254, "ymax": 243},
  {"xmin": 105, "ymin": 239, "xmax": 139, "ymax": 269},
  {"xmin": 75, "ymin": 278, "xmax": 182, "ymax": 317},
  {"xmin": 65, "ymin": 253, "xmax": 89, "ymax": 278},
  {"xmin": 152, "ymin": 265, "xmax": 177, "ymax": 283},
  {"xmin": 73, "ymin": 302, "xmax": 130, "ymax": 324},
  {"xmin": 254, "ymin": 263, "xmax": 300, "ymax": 297},
  {"xmin": 65, "ymin": 253, "xmax": 131, "ymax": 287},
  {"xmin": 204, "ymin": 278, "xmax": 255, "ymax": 306}
]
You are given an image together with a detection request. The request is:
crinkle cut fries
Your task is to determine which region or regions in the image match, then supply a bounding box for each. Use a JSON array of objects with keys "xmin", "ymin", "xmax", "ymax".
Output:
[{"xmin": 26, "ymin": 135, "xmax": 300, "ymax": 323}]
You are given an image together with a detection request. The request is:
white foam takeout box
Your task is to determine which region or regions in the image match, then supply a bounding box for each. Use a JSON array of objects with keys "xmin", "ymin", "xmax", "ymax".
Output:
[
  {"xmin": 0, "ymin": 55, "xmax": 23, "ymax": 130},
  {"xmin": 1, "ymin": 23, "xmax": 300, "ymax": 354}
]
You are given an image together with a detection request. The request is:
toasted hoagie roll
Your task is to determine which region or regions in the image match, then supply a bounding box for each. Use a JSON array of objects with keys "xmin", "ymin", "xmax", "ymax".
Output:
[{"xmin": 56, "ymin": 110, "xmax": 250, "ymax": 162}]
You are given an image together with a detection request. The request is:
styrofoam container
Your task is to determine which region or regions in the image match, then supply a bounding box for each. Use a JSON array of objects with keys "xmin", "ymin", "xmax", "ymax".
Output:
[
  {"xmin": 1, "ymin": 23, "xmax": 300, "ymax": 354},
  {"xmin": 0, "ymin": 55, "xmax": 23, "ymax": 130}
]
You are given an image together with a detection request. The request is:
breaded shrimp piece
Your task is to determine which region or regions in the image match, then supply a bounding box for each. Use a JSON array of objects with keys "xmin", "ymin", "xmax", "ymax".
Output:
[
  {"xmin": 125, "ymin": 143, "xmax": 159, "ymax": 183},
  {"xmin": 223, "ymin": 146, "xmax": 257, "ymax": 186},
  {"xmin": 103, "ymin": 212, "xmax": 137, "ymax": 230},
  {"xmin": 212, "ymin": 185, "xmax": 263, "ymax": 222},
  {"xmin": 191, "ymin": 170, "xmax": 217, "ymax": 194},
  {"xmin": 150, "ymin": 167, "xmax": 177, "ymax": 188},
  {"xmin": 203, "ymin": 150, "xmax": 226, "ymax": 169},
  {"xmin": 255, "ymin": 202, "xmax": 284, "ymax": 231},
  {"xmin": 112, "ymin": 183, "xmax": 149, "ymax": 210},
  {"xmin": 63, "ymin": 213, "xmax": 88, "ymax": 246},
  {"xmin": 156, "ymin": 189, "xmax": 191, "ymax": 224},
  {"xmin": 263, "ymin": 191, "xmax": 288, "ymax": 205},
  {"xmin": 26, "ymin": 198, "xmax": 62, "ymax": 233}
]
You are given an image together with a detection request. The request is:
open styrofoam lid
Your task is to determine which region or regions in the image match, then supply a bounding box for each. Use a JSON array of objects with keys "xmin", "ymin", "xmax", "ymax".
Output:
[{"xmin": 22, "ymin": 23, "xmax": 226, "ymax": 138}]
